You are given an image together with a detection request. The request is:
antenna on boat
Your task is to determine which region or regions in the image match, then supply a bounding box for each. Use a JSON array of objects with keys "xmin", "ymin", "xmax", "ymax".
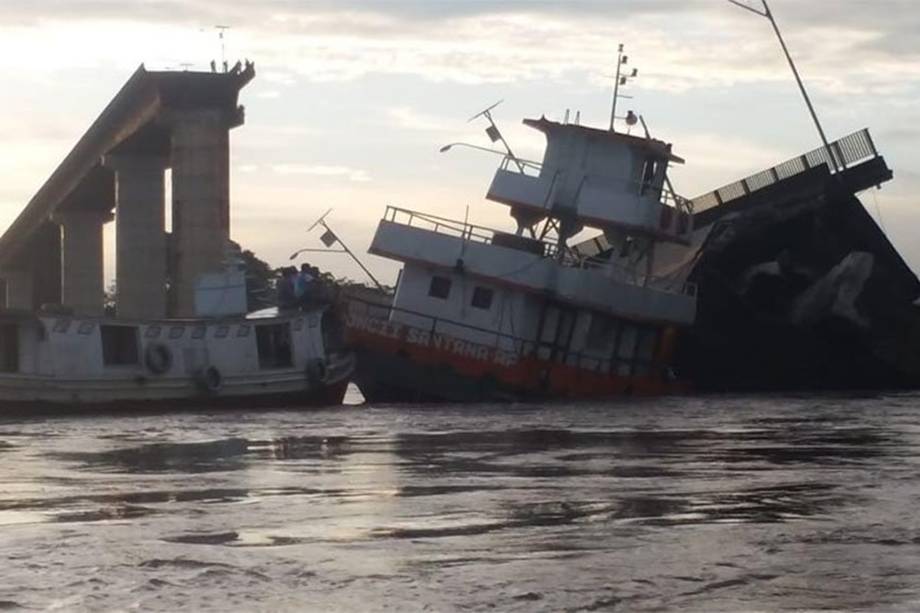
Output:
[
  {"xmin": 726, "ymin": 0, "xmax": 839, "ymax": 171},
  {"xmin": 215, "ymin": 25, "xmax": 230, "ymax": 72},
  {"xmin": 468, "ymin": 100, "xmax": 526, "ymax": 173},
  {"xmin": 304, "ymin": 208, "xmax": 386, "ymax": 292},
  {"xmin": 609, "ymin": 44, "xmax": 639, "ymax": 132}
]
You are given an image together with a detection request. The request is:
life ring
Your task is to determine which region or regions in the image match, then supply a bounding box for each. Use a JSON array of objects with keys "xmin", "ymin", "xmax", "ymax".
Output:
[
  {"xmin": 196, "ymin": 366, "xmax": 223, "ymax": 394},
  {"xmin": 144, "ymin": 343, "xmax": 173, "ymax": 375},
  {"xmin": 305, "ymin": 358, "xmax": 326, "ymax": 386}
]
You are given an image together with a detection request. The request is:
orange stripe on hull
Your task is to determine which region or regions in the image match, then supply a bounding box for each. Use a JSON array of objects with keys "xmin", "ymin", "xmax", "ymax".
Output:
[{"xmin": 345, "ymin": 321, "xmax": 686, "ymax": 399}]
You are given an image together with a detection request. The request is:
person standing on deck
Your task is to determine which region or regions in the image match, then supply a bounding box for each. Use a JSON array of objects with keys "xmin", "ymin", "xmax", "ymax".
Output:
[
  {"xmin": 295, "ymin": 263, "xmax": 315, "ymax": 309},
  {"xmin": 277, "ymin": 267, "xmax": 298, "ymax": 310}
]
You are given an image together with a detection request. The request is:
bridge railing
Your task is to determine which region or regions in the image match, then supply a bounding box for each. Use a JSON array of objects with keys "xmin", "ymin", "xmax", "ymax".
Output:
[{"xmin": 691, "ymin": 128, "xmax": 879, "ymax": 212}]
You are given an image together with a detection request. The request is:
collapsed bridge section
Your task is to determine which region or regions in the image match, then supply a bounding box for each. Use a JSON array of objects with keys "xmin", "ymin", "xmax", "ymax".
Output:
[{"xmin": 0, "ymin": 63, "xmax": 254, "ymax": 319}]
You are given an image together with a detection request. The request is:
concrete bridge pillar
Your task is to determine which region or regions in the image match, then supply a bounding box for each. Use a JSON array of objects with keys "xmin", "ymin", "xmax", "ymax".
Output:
[
  {"xmin": 51, "ymin": 209, "xmax": 111, "ymax": 317},
  {"xmin": 1, "ymin": 271, "xmax": 33, "ymax": 311},
  {"xmin": 104, "ymin": 154, "xmax": 168, "ymax": 320},
  {"xmin": 168, "ymin": 110, "xmax": 232, "ymax": 317}
]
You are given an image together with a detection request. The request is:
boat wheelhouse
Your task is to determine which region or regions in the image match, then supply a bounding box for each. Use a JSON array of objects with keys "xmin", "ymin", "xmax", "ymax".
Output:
[{"xmin": 345, "ymin": 114, "xmax": 700, "ymax": 402}]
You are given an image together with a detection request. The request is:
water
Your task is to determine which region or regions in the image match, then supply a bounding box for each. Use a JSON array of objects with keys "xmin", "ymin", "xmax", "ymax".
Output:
[{"xmin": 2, "ymin": 390, "xmax": 920, "ymax": 611}]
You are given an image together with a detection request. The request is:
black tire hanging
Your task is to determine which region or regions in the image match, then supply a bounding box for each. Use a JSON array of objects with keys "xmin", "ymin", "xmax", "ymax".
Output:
[
  {"xmin": 196, "ymin": 366, "xmax": 223, "ymax": 394},
  {"xmin": 144, "ymin": 343, "xmax": 173, "ymax": 375}
]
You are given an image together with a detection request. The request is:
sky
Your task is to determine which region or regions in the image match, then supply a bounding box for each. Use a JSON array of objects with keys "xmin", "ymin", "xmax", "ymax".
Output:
[{"xmin": 1, "ymin": 0, "xmax": 918, "ymax": 285}]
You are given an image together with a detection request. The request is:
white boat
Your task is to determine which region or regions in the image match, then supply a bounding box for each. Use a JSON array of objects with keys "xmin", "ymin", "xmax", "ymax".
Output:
[
  {"xmin": 0, "ymin": 64, "xmax": 354, "ymax": 412},
  {"xmin": 344, "ymin": 106, "xmax": 701, "ymax": 402},
  {"xmin": 0, "ymin": 305, "xmax": 353, "ymax": 411}
]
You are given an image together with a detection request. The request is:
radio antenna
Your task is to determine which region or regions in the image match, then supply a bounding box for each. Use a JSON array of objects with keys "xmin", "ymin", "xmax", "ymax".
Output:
[
  {"xmin": 468, "ymin": 100, "xmax": 525, "ymax": 173},
  {"xmin": 215, "ymin": 25, "xmax": 230, "ymax": 72}
]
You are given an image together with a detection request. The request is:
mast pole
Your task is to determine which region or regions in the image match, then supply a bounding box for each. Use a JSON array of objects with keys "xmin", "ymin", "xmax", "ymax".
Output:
[
  {"xmin": 609, "ymin": 44, "xmax": 624, "ymax": 131},
  {"xmin": 728, "ymin": 0, "xmax": 839, "ymax": 171}
]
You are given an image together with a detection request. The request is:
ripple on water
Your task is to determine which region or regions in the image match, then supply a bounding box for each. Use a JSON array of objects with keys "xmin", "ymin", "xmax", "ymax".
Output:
[{"xmin": 1, "ymin": 394, "xmax": 919, "ymax": 611}]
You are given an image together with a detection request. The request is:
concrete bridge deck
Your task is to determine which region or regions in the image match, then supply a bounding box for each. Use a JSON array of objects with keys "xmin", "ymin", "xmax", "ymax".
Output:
[{"xmin": 0, "ymin": 63, "xmax": 254, "ymax": 318}]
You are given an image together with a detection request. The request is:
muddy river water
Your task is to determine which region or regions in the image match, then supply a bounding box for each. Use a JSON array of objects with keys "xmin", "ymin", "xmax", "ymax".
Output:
[{"xmin": 3, "ymin": 390, "xmax": 920, "ymax": 611}]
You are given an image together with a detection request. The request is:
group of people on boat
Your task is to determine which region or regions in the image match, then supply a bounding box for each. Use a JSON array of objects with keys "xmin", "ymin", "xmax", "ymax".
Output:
[{"xmin": 278, "ymin": 263, "xmax": 331, "ymax": 310}]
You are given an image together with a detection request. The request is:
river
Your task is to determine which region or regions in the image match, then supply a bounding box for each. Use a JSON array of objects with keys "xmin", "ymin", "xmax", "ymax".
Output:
[{"xmin": 2, "ymin": 389, "xmax": 920, "ymax": 611}]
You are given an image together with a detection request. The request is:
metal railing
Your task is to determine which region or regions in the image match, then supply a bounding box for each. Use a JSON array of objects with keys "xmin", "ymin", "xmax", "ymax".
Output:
[
  {"xmin": 497, "ymin": 155, "xmax": 693, "ymax": 217},
  {"xmin": 690, "ymin": 128, "xmax": 879, "ymax": 212},
  {"xmin": 383, "ymin": 205, "xmax": 570, "ymax": 258},
  {"xmin": 344, "ymin": 296, "xmax": 663, "ymax": 377},
  {"xmin": 498, "ymin": 154, "xmax": 544, "ymax": 176},
  {"xmin": 381, "ymin": 205, "xmax": 696, "ymax": 298},
  {"xmin": 383, "ymin": 206, "xmax": 499, "ymax": 246}
]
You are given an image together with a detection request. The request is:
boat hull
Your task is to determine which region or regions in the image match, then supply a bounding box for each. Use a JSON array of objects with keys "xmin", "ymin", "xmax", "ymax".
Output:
[
  {"xmin": 0, "ymin": 307, "xmax": 355, "ymax": 414},
  {"xmin": 348, "ymin": 329, "xmax": 684, "ymax": 404},
  {"xmin": 0, "ymin": 379, "xmax": 350, "ymax": 415}
]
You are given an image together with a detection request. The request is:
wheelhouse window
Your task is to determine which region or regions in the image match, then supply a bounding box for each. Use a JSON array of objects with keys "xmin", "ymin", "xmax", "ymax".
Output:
[
  {"xmin": 471, "ymin": 286, "xmax": 494, "ymax": 310},
  {"xmin": 639, "ymin": 157, "xmax": 661, "ymax": 196},
  {"xmin": 428, "ymin": 275, "xmax": 452, "ymax": 299},
  {"xmin": 633, "ymin": 327, "xmax": 659, "ymax": 377},
  {"xmin": 586, "ymin": 314, "xmax": 617, "ymax": 352},
  {"xmin": 101, "ymin": 325, "xmax": 139, "ymax": 366},
  {"xmin": 256, "ymin": 323, "xmax": 293, "ymax": 369}
]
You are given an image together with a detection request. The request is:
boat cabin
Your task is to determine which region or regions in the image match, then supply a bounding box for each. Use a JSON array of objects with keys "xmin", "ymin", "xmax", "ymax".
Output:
[{"xmin": 486, "ymin": 117, "xmax": 691, "ymax": 242}]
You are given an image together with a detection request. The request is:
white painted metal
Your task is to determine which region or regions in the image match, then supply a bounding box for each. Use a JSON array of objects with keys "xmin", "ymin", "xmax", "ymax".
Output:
[
  {"xmin": 372, "ymin": 221, "xmax": 696, "ymax": 324},
  {"xmin": 0, "ymin": 307, "xmax": 352, "ymax": 407},
  {"xmin": 486, "ymin": 118, "xmax": 692, "ymax": 243}
]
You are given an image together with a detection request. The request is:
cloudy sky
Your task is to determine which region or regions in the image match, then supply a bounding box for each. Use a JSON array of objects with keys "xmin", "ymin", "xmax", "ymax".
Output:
[{"xmin": 1, "ymin": 0, "xmax": 918, "ymax": 284}]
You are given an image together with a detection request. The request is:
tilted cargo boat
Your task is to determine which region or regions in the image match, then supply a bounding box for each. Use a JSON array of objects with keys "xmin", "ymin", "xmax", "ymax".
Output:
[{"xmin": 345, "ymin": 113, "xmax": 702, "ymax": 402}]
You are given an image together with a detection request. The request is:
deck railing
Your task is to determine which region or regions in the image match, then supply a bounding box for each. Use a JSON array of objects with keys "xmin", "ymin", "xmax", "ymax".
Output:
[
  {"xmin": 344, "ymin": 296, "xmax": 664, "ymax": 378},
  {"xmin": 690, "ymin": 128, "xmax": 879, "ymax": 212},
  {"xmin": 381, "ymin": 205, "xmax": 697, "ymax": 298}
]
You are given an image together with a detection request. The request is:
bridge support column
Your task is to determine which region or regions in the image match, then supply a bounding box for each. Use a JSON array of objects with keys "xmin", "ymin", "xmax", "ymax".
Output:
[
  {"xmin": 104, "ymin": 154, "xmax": 168, "ymax": 319},
  {"xmin": 168, "ymin": 110, "xmax": 232, "ymax": 317},
  {"xmin": 1, "ymin": 271, "xmax": 33, "ymax": 311},
  {"xmin": 51, "ymin": 209, "xmax": 111, "ymax": 317}
]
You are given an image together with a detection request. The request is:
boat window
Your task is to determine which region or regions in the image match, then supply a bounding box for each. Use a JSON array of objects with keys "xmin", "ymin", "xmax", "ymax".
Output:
[
  {"xmin": 0, "ymin": 324, "xmax": 18, "ymax": 373},
  {"xmin": 471, "ymin": 286, "xmax": 494, "ymax": 310},
  {"xmin": 214, "ymin": 325, "xmax": 230, "ymax": 339},
  {"xmin": 636, "ymin": 328, "xmax": 658, "ymax": 362},
  {"xmin": 191, "ymin": 325, "xmax": 206, "ymax": 340},
  {"xmin": 634, "ymin": 327, "xmax": 659, "ymax": 377},
  {"xmin": 428, "ymin": 276, "xmax": 452, "ymax": 300},
  {"xmin": 256, "ymin": 323, "xmax": 293, "ymax": 369},
  {"xmin": 168, "ymin": 326, "xmax": 184, "ymax": 340},
  {"xmin": 100, "ymin": 325, "xmax": 139, "ymax": 366},
  {"xmin": 586, "ymin": 314, "xmax": 618, "ymax": 351},
  {"xmin": 77, "ymin": 322, "xmax": 95, "ymax": 335},
  {"xmin": 615, "ymin": 324, "xmax": 639, "ymax": 376},
  {"xmin": 639, "ymin": 157, "xmax": 659, "ymax": 196},
  {"xmin": 617, "ymin": 324, "xmax": 639, "ymax": 361},
  {"xmin": 145, "ymin": 325, "xmax": 162, "ymax": 339}
]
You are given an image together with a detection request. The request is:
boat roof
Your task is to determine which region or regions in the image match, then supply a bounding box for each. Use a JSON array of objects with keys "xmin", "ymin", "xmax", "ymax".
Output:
[{"xmin": 523, "ymin": 116, "xmax": 685, "ymax": 164}]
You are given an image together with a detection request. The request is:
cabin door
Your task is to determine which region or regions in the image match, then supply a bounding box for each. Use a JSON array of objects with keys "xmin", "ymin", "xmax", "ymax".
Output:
[{"xmin": 535, "ymin": 303, "xmax": 576, "ymax": 363}]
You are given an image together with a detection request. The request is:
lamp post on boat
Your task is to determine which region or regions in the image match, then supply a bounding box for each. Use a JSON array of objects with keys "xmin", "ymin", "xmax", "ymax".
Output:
[
  {"xmin": 303, "ymin": 208, "xmax": 387, "ymax": 292},
  {"xmin": 439, "ymin": 142, "xmax": 509, "ymax": 157},
  {"xmin": 439, "ymin": 143, "xmax": 542, "ymax": 173},
  {"xmin": 727, "ymin": 0, "xmax": 840, "ymax": 172}
]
